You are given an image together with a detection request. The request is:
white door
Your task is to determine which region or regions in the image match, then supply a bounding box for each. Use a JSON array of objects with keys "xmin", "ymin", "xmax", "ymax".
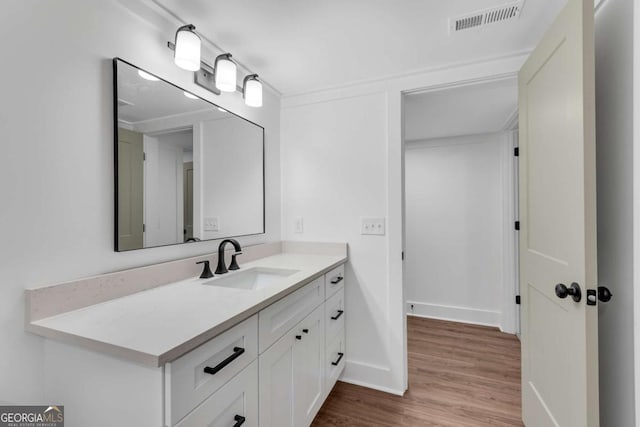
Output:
[
  {"xmin": 259, "ymin": 329, "xmax": 296, "ymax": 427},
  {"xmin": 293, "ymin": 305, "xmax": 325, "ymax": 427},
  {"xmin": 518, "ymin": 0, "xmax": 598, "ymax": 425}
]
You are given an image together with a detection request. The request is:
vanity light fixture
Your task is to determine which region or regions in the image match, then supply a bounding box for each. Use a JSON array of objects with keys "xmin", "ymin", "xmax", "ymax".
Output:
[
  {"xmin": 214, "ymin": 54, "xmax": 237, "ymax": 93},
  {"xmin": 167, "ymin": 24, "xmax": 263, "ymax": 107},
  {"xmin": 183, "ymin": 91, "xmax": 198, "ymax": 99},
  {"xmin": 243, "ymin": 74, "xmax": 263, "ymax": 108},
  {"xmin": 173, "ymin": 24, "xmax": 201, "ymax": 71},
  {"xmin": 138, "ymin": 70, "xmax": 159, "ymax": 81}
]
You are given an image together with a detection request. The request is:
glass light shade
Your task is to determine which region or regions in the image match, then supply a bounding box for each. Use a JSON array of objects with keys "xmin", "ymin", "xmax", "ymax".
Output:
[
  {"xmin": 183, "ymin": 91, "xmax": 198, "ymax": 99},
  {"xmin": 138, "ymin": 70, "xmax": 159, "ymax": 81},
  {"xmin": 215, "ymin": 57, "xmax": 237, "ymax": 92},
  {"xmin": 174, "ymin": 28, "xmax": 201, "ymax": 71},
  {"xmin": 244, "ymin": 78, "xmax": 263, "ymax": 107}
]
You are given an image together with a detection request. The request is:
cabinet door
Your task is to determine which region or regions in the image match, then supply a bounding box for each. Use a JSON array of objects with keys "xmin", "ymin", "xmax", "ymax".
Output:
[
  {"xmin": 259, "ymin": 328, "xmax": 296, "ymax": 427},
  {"xmin": 293, "ymin": 305, "xmax": 325, "ymax": 427}
]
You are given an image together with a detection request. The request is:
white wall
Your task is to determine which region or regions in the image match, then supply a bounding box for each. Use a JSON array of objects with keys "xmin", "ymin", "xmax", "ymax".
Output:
[
  {"xmin": 404, "ymin": 134, "xmax": 507, "ymax": 328},
  {"xmin": 198, "ymin": 117, "xmax": 264, "ymax": 240},
  {"xmin": 594, "ymin": 0, "xmax": 635, "ymax": 424},
  {"xmin": 281, "ymin": 54, "xmax": 527, "ymax": 394},
  {"xmin": 0, "ymin": 0, "xmax": 280, "ymax": 403}
]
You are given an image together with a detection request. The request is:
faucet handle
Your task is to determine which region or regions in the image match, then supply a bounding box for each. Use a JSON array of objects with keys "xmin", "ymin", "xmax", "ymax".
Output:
[
  {"xmin": 229, "ymin": 253, "xmax": 241, "ymax": 271},
  {"xmin": 196, "ymin": 260, "xmax": 214, "ymax": 279}
]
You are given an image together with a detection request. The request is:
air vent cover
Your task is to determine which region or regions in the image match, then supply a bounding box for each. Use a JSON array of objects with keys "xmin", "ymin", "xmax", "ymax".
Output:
[{"xmin": 450, "ymin": 1, "xmax": 524, "ymax": 33}]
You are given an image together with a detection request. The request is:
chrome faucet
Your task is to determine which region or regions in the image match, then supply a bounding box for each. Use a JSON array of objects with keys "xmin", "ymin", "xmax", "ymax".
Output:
[{"xmin": 215, "ymin": 239, "xmax": 242, "ymax": 274}]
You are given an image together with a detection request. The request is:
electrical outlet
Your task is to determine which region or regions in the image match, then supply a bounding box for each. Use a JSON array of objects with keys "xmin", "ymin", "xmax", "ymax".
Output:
[
  {"xmin": 204, "ymin": 217, "xmax": 220, "ymax": 232},
  {"xmin": 294, "ymin": 217, "xmax": 304, "ymax": 233},
  {"xmin": 361, "ymin": 217, "xmax": 385, "ymax": 235}
]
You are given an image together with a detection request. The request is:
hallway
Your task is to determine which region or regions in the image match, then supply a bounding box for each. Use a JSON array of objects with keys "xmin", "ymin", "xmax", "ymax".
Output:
[{"xmin": 312, "ymin": 316, "xmax": 522, "ymax": 426}]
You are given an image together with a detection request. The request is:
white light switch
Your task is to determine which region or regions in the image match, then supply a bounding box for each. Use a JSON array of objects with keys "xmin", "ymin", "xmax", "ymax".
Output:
[
  {"xmin": 294, "ymin": 217, "xmax": 304, "ymax": 233},
  {"xmin": 361, "ymin": 217, "xmax": 385, "ymax": 235},
  {"xmin": 204, "ymin": 217, "xmax": 220, "ymax": 232}
]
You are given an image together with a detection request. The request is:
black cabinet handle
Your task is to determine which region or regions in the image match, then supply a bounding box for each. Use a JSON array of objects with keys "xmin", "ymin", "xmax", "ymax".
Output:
[
  {"xmin": 331, "ymin": 310, "xmax": 344, "ymax": 320},
  {"xmin": 302, "ymin": 329, "xmax": 309, "ymax": 334},
  {"xmin": 330, "ymin": 276, "xmax": 344, "ymax": 285},
  {"xmin": 203, "ymin": 347, "xmax": 245, "ymax": 376},
  {"xmin": 296, "ymin": 335, "xmax": 302, "ymax": 340},
  {"xmin": 331, "ymin": 352, "xmax": 344, "ymax": 366},
  {"xmin": 233, "ymin": 415, "xmax": 246, "ymax": 427}
]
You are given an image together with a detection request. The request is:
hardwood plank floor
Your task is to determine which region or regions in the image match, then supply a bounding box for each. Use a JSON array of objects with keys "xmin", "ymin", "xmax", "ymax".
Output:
[{"xmin": 312, "ymin": 316, "xmax": 523, "ymax": 426}]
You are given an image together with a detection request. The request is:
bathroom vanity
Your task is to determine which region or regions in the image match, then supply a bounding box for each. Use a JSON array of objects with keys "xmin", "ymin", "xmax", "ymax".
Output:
[{"xmin": 25, "ymin": 242, "xmax": 347, "ymax": 427}]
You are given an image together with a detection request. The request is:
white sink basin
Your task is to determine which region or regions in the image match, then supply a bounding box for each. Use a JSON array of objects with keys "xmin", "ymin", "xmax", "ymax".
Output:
[{"xmin": 202, "ymin": 267, "xmax": 299, "ymax": 291}]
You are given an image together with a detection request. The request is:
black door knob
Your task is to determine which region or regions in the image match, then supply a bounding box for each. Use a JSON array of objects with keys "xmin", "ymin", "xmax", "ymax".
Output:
[
  {"xmin": 555, "ymin": 282, "xmax": 582, "ymax": 302},
  {"xmin": 598, "ymin": 286, "xmax": 613, "ymax": 303}
]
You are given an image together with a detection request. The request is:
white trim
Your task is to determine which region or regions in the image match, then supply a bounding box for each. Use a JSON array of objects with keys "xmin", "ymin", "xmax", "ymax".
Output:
[
  {"xmin": 634, "ymin": 0, "xmax": 640, "ymax": 423},
  {"xmin": 283, "ymin": 51, "xmax": 531, "ymax": 99},
  {"xmin": 407, "ymin": 302, "xmax": 501, "ymax": 328},
  {"xmin": 337, "ymin": 378, "xmax": 404, "ymax": 397}
]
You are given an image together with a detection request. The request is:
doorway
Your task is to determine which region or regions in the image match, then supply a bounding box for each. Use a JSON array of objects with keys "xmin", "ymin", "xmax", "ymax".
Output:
[{"xmin": 402, "ymin": 77, "xmax": 520, "ymax": 334}]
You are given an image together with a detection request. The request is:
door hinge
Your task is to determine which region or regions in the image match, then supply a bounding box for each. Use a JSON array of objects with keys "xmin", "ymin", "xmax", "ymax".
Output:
[
  {"xmin": 515, "ymin": 221, "xmax": 520, "ymax": 231},
  {"xmin": 142, "ymin": 223, "xmax": 146, "ymax": 233},
  {"xmin": 143, "ymin": 152, "xmax": 146, "ymax": 161},
  {"xmin": 514, "ymin": 147, "xmax": 519, "ymax": 157},
  {"xmin": 402, "ymin": 251, "xmax": 405, "ymax": 261},
  {"xmin": 515, "ymin": 295, "xmax": 521, "ymax": 305}
]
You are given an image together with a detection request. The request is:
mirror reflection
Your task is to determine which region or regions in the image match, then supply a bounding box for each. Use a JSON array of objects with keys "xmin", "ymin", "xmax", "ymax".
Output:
[{"xmin": 114, "ymin": 58, "xmax": 264, "ymax": 251}]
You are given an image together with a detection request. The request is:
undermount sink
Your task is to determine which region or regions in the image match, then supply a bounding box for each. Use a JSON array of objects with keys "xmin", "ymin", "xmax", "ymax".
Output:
[{"xmin": 202, "ymin": 267, "xmax": 299, "ymax": 291}]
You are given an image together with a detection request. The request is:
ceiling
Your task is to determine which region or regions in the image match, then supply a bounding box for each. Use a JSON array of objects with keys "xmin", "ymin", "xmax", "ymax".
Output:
[
  {"xmin": 404, "ymin": 78, "xmax": 518, "ymax": 141},
  {"xmin": 117, "ymin": 59, "xmax": 227, "ymax": 123},
  {"xmin": 153, "ymin": 0, "xmax": 568, "ymax": 95}
]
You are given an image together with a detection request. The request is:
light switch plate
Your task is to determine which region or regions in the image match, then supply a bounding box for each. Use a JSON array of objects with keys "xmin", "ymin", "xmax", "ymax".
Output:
[
  {"xmin": 361, "ymin": 217, "xmax": 385, "ymax": 235},
  {"xmin": 204, "ymin": 217, "xmax": 220, "ymax": 232},
  {"xmin": 294, "ymin": 217, "xmax": 304, "ymax": 233}
]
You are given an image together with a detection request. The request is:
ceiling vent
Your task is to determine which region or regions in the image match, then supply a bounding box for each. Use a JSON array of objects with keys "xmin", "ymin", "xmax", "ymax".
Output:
[{"xmin": 450, "ymin": 1, "xmax": 524, "ymax": 34}]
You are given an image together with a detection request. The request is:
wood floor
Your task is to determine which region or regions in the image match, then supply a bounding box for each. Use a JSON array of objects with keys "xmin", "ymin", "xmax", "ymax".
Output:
[{"xmin": 312, "ymin": 316, "xmax": 523, "ymax": 427}]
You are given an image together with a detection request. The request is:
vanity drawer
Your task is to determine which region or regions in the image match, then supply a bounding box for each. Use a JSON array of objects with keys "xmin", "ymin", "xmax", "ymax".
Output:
[
  {"xmin": 259, "ymin": 277, "xmax": 323, "ymax": 353},
  {"xmin": 325, "ymin": 329, "xmax": 346, "ymax": 394},
  {"xmin": 325, "ymin": 288, "xmax": 345, "ymax": 343},
  {"xmin": 325, "ymin": 264, "xmax": 345, "ymax": 299},
  {"xmin": 166, "ymin": 315, "xmax": 258, "ymax": 426},
  {"xmin": 176, "ymin": 360, "xmax": 258, "ymax": 427}
]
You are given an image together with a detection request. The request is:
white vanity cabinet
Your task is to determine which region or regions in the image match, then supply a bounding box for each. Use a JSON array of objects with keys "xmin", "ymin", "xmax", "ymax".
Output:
[{"xmin": 39, "ymin": 262, "xmax": 346, "ymax": 427}]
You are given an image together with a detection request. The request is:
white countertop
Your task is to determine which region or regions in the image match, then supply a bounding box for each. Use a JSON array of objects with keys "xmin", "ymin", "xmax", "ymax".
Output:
[{"xmin": 27, "ymin": 253, "xmax": 346, "ymax": 367}]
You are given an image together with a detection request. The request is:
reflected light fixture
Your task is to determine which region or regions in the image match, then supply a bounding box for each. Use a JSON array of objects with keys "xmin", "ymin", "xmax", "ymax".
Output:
[
  {"xmin": 138, "ymin": 70, "xmax": 159, "ymax": 81},
  {"xmin": 214, "ymin": 53, "xmax": 237, "ymax": 92},
  {"xmin": 184, "ymin": 91, "xmax": 198, "ymax": 99},
  {"xmin": 243, "ymin": 74, "xmax": 263, "ymax": 108},
  {"xmin": 173, "ymin": 24, "xmax": 201, "ymax": 71}
]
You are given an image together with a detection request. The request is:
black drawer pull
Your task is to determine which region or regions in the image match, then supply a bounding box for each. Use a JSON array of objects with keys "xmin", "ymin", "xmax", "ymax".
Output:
[
  {"xmin": 331, "ymin": 310, "xmax": 344, "ymax": 320},
  {"xmin": 330, "ymin": 276, "xmax": 344, "ymax": 285},
  {"xmin": 203, "ymin": 347, "xmax": 245, "ymax": 376},
  {"xmin": 233, "ymin": 415, "xmax": 246, "ymax": 427},
  {"xmin": 331, "ymin": 352, "xmax": 344, "ymax": 366}
]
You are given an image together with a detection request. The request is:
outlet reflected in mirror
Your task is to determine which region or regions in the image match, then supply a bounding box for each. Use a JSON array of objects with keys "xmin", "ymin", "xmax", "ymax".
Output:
[{"xmin": 114, "ymin": 58, "xmax": 265, "ymax": 251}]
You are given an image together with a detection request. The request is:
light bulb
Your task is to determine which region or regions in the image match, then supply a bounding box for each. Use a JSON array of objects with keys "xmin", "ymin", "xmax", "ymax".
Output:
[
  {"xmin": 215, "ymin": 54, "xmax": 237, "ymax": 92},
  {"xmin": 243, "ymin": 75, "xmax": 263, "ymax": 108},
  {"xmin": 174, "ymin": 25, "xmax": 201, "ymax": 71},
  {"xmin": 138, "ymin": 70, "xmax": 159, "ymax": 81}
]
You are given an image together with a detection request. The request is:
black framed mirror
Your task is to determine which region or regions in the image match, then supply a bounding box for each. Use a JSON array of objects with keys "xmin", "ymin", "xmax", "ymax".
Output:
[{"xmin": 113, "ymin": 58, "xmax": 265, "ymax": 252}]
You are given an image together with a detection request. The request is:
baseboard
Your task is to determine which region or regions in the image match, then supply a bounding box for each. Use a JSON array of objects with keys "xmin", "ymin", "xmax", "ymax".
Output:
[
  {"xmin": 406, "ymin": 301, "xmax": 500, "ymax": 328},
  {"xmin": 338, "ymin": 377, "xmax": 405, "ymax": 397},
  {"xmin": 340, "ymin": 360, "xmax": 405, "ymax": 396}
]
